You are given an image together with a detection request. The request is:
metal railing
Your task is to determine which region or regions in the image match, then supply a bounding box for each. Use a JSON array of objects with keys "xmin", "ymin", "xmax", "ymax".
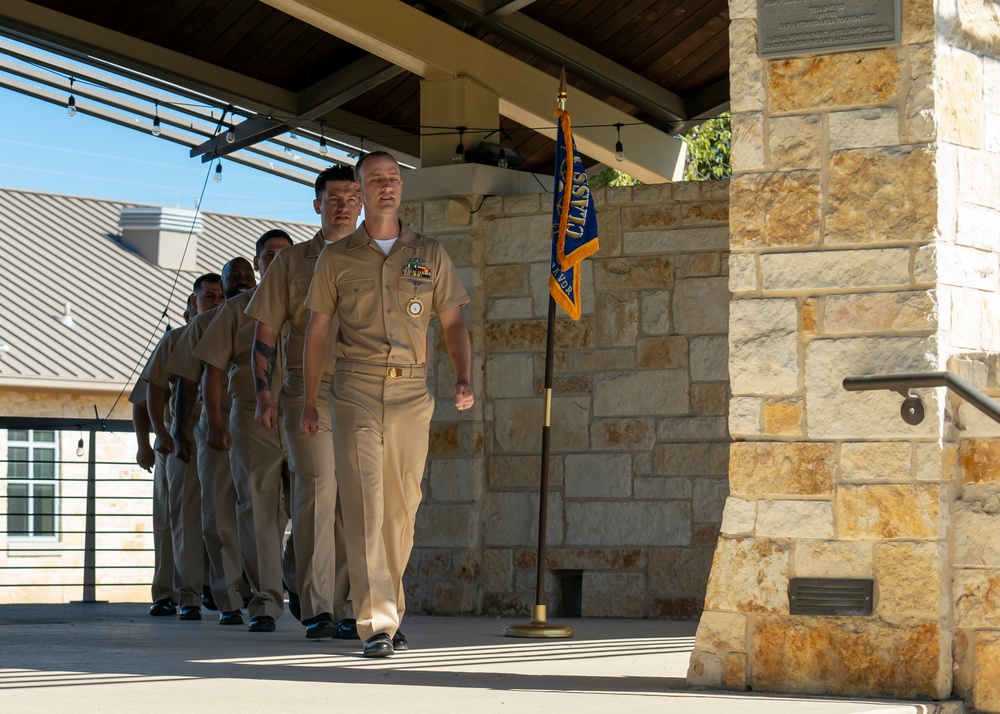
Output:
[
  {"xmin": 0, "ymin": 415, "xmax": 144, "ymax": 603},
  {"xmin": 842, "ymin": 371, "xmax": 1000, "ymax": 426}
]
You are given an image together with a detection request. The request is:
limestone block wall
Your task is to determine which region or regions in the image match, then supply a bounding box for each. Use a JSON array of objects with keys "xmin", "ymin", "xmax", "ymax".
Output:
[
  {"xmin": 0, "ymin": 390, "xmax": 150, "ymax": 604},
  {"xmin": 404, "ymin": 180, "xmax": 731, "ymax": 618}
]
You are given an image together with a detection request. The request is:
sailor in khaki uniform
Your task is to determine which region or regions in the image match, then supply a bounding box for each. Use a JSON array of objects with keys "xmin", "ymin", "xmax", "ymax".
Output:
[
  {"xmin": 169, "ymin": 259, "xmax": 255, "ymax": 624},
  {"xmin": 195, "ymin": 231, "xmax": 295, "ymax": 633},
  {"xmin": 130, "ymin": 376, "xmax": 176, "ymax": 616},
  {"xmin": 245, "ymin": 166, "xmax": 361, "ymax": 639},
  {"xmin": 146, "ymin": 276, "xmax": 224, "ymax": 619},
  {"xmin": 303, "ymin": 152, "xmax": 473, "ymax": 658}
]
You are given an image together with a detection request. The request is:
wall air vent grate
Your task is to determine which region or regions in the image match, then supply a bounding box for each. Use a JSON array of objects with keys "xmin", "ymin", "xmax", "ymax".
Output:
[{"xmin": 789, "ymin": 578, "xmax": 873, "ymax": 616}]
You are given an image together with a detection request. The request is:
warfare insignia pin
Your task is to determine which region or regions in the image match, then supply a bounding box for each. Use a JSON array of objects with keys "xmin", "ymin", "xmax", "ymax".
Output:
[{"xmin": 406, "ymin": 296, "xmax": 425, "ymax": 318}]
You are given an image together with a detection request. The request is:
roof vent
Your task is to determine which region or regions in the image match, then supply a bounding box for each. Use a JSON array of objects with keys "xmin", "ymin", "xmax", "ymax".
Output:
[
  {"xmin": 119, "ymin": 206, "xmax": 202, "ymax": 270},
  {"xmin": 56, "ymin": 302, "xmax": 74, "ymax": 328}
]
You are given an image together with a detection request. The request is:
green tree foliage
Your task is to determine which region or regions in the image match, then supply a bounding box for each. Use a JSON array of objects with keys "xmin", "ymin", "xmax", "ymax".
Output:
[
  {"xmin": 681, "ymin": 111, "xmax": 732, "ymax": 181},
  {"xmin": 586, "ymin": 112, "xmax": 731, "ymax": 187},
  {"xmin": 588, "ymin": 166, "xmax": 642, "ymax": 188}
]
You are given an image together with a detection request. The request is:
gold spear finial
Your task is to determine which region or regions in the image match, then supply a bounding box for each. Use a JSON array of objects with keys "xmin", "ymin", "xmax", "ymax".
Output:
[{"xmin": 557, "ymin": 68, "xmax": 567, "ymax": 111}]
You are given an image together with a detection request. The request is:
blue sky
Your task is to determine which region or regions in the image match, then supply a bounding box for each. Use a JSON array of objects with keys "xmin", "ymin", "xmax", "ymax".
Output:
[{"xmin": 0, "ymin": 88, "xmax": 322, "ymax": 226}]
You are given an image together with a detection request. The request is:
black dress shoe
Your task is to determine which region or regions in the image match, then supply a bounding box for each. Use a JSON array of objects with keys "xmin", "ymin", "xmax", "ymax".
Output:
[
  {"xmin": 219, "ymin": 610, "xmax": 244, "ymax": 625},
  {"xmin": 248, "ymin": 616, "xmax": 276, "ymax": 633},
  {"xmin": 335, "ymin": 618, "xmax": 360, "ymax": 640},
  {"xmin": 203, "ymin": 586, "xmax": 219, "ymax": 612},
  {"xmin": 392, "ymin": 630, "xmax": 409, "ymax": 651},
  {"xmin": 363, "ymin": 633, "xmax": 394, "ymax": 658},
  {"xmin": 178, "ymin": 606, "xmax": 202, "ymax": 621},
  {"xmin": 304, "ymin": 613, "xmax": 337, "ymax": 639},
  {"xmin": 287, "ymin": 591, "xmax": 301, "ymax": 622},
  {"xmin": 149, "ymin": 599, "xmax": 177, "ymax": 617}
]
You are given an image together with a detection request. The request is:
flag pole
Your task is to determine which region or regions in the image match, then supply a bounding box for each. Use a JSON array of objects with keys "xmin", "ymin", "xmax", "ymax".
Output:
[{"xmin": 504, "ymin": 69, "xmax": 574, "ymax": 639}]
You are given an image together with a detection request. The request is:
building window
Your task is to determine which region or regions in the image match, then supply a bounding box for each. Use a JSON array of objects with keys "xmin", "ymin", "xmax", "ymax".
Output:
[{"xmin": 6, "ymin": 429, "xmax": 58, "ymax": 538}]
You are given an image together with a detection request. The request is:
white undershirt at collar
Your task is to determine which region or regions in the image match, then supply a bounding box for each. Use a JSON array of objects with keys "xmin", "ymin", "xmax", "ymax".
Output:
[{"xmin": 373, "ymin": 237, "xmax": 398, "ymax": 255}]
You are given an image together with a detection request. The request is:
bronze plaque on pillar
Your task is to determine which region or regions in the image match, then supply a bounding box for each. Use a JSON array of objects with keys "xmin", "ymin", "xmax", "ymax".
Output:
[{"xmin": 758, "ymin": 0, "xmax": 900, "ymax": 58}]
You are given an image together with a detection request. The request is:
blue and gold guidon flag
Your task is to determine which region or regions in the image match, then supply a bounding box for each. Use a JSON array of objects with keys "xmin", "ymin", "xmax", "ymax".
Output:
[{"xmin": 549, "ymin": 109, "xmax": 599, "ymax": 320}]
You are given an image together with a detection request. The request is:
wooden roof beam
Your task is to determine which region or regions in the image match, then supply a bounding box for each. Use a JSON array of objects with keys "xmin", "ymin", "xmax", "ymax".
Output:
[
  {"xmin": 424, "ymin": 0, "xmax": 689, "ymax": 125},
  {"xmin": 260, "ymin": 0, "xmax": 685, "ymax": 182},
  {"xmin": 0, "ymin": 0, "xmax": 297, "ymax": 114},
  {"xmin": 296, "ymin": 55, "xmax": 405, "ymax": 119},
  {"xmin": 483, "ymin": 1, "xmax": 539, "ymax": 19}
]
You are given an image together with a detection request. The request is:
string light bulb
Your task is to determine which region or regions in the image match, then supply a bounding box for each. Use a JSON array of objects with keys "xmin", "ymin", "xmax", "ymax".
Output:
[
  {"xmin": 453, "ymin": 126, "xmax": 466, "ymax": 163},
  {"xmin": 614, "ymin": 123, "xmax": 625, "ymax": 162},
  {"xmin": 66, "ymin": 77, "xmax": 77, "ymax": 117},
  {"xmin": 318, "ymin": 120, "xmax": 328, "ymax": 156},
  {"xmin": 152, "ymin": 101, "xmax": 161, "ymax": 136},
  {"xmin": 214, "ymin": 161, "xmax": 223, "ymax": 183},
  {"xmin": 76, "ymin": 437, "xmax": 84, "ymax": 458},
  {"xmin": 226, "ymin": 124, "xmax": 235, "ymax": 143},
  {"xmin": 497, "ymin": 147, "xmax": 508, "ymax": 169}
]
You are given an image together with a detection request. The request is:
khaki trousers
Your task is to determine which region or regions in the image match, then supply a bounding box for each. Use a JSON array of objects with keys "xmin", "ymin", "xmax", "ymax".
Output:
[
  {"xmin": 279, "ymin": 378, "xmax": 351, "ymax": 622},
  {"xmin": 166, "ymin": 422, "xmax": 203, "ymax": 609},
  {"xmin": 229, "ymin": 401, "xmax": 291, "ymax": 620},
  {"xmin": 195, "ymin": 411, "xmax": 243, "ymax": 613},
  {"xmin": 150, "ymin": 451, "xmax": 177, "ymax": 604},
  {"xmin": 331, "ymin": 372, "xmax": 434, "ymax": 642}
]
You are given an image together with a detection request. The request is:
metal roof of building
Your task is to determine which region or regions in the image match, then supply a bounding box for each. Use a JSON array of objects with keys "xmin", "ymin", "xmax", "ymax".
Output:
[{"xmin": 0, "ymin": 186, "xmax": 317, "ymax": 391}]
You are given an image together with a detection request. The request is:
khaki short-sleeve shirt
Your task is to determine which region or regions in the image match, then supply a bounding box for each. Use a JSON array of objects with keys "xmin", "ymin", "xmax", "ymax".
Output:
[
  {"xmin": 246, "ymin": 230, "xmax": 337, "ymax": 389},
  {"xmin": 195, "ymin": 287, "xmax": 282, "ymax": 402},
  {"xmin": 305, "ymin": 221, "xmax": 469, "ymax": 366},
  {"xmin": 141, "ymin": 328, "xmax": 183, "ymax": 389},
  {"xmin": 127, "ymin": 378, "xmax": 148, "ymax": 407},
  {"xmin": 139, "ymin": 327, "xmax": 184, "ymax": 425},
  {"xmin": 165, "ymin": 307, "xmax": 231, "ymax": 412},
  {"xmin": 165, "ymin": 309, "xmax": 214, "ymax": 382}
]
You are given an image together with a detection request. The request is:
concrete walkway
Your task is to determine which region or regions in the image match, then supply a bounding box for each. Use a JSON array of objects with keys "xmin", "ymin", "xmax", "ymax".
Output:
[{"xmin": 0, "ymin": 604, "xmax": 961, "ymax": 713}]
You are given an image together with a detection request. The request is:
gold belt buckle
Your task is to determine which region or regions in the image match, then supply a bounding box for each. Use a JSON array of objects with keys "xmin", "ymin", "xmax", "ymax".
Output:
[{"xmin": 387, "ymin": 366, "xmax": 401, "ymax": 379}]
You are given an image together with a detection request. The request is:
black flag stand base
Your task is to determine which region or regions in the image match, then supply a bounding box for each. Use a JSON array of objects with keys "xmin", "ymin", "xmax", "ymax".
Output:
[{"xmin": 503, "ymin": 604, "xmax": 574, "ymax": 638}]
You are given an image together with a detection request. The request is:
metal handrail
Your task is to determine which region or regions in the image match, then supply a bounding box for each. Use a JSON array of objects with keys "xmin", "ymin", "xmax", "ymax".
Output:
[
  {"xmin": 0, "ymin": 415, "xmax": 141, "ymax": 603},
  {"xmin": 843, "ymin": 371, "xmax": 1000, "ymax": 425}
]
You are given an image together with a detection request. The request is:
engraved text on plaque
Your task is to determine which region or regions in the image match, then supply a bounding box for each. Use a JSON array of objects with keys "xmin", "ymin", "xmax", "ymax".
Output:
[{"xmin": 758, "ymin": 0, "xmax": 901, "ymax": 58}]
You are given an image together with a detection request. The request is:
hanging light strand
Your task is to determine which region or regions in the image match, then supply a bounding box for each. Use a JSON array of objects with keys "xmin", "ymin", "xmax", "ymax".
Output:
[
  {"xmin": 152, "ymin": 100, "xmax": 161, "ymax": 136},
  {"xmin": 34, "ymin": 56, "xmax": 691, "ymax": 166},
  {"xmin": 318, "ymin": 119, "xmax": 328, "ymax": 156},
  {"xmin": 66, "ymin": 77, "xmax": 76, "ymax": 117},
  {"xmin": 453, "ymin": 126, "xmax": 466, "ymax": 163}
]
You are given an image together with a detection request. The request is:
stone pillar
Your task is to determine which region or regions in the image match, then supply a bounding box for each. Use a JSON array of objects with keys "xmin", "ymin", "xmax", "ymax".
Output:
[
  {"xmin": 938, "ymin": 5, "xmax": 1000, "ymax": 710},
  {"xmin": 419, "ymin": 76, "xmax": 499, "ymax": 167},
  {"xmin": 689, "ymin": 0, "xmax": 1000, "ymax": 705}
]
